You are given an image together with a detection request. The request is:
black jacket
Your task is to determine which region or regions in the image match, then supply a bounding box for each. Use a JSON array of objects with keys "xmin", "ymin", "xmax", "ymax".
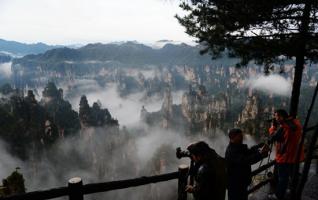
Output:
[
  {"xmin": 192, "ymin": 149, "xmax": 227, "ymax": 200},
  {"xmin": 225, "ymin": 143, "xmax": 264, "ymax": 192}
]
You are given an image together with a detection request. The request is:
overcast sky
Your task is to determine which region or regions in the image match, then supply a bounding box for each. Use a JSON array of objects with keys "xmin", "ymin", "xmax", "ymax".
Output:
[{"xmin": 0, "ymin": 0, "xmax": 194, "ymax": 45}]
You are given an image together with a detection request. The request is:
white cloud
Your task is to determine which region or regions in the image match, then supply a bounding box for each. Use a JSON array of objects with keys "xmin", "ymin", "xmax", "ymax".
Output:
[
  {"xmin": 0, "ymin": 62, "xmax": 12, "ymax": 78},
  {"xmin": 246, "ymin": 74, "xmax": 292, "ymax": 96},
  {"xmin": 0, "ymin": 0, "xmax": 194, "ymax": 45},
  {"xmin": 65, "ymin": 82, "xmax": 163, "ymax": 127},
  {"xmin": 0, "ymin": 140, "xmax": 24, "ymax": 180}
]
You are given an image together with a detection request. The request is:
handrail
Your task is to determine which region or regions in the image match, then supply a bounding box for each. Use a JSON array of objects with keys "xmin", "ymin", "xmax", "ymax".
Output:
[
  {"xmin": 0, "ymin": 170, "xmax": 182, "ymax": 200},
  {"xmin": 248, "ymin": 179, "xmax": 271, "ymax": 194},
  {"xmin": 0, "ymin": 157, "xmax": 277, "ymax": 200},
  {"xmin": 251, "ymin": 160, "xmax": 275, "ymax": 177},
  {"xmin": 247, "ymin": 160, "xmax": 276, "ymax": 194},
  {"xmin": 83, "ymin": 171, "xmax": 179, "ymax": 195}
]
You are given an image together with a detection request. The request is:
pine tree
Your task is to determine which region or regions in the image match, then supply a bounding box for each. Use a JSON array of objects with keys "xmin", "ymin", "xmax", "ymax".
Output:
[
  {"xmin": 42, "ymin": 82, "xmax": 60, "ymax": 99},
  {"xmin": 177, "ymin": 0, "xmax": 318, "ymax": 117},
  {"xmin": 2, "ymin": 169, "xmax": 26, "ymax": 196},
  {"xmin": 79, "ymin": 95, "xmax": 91, "ymax": 126}
]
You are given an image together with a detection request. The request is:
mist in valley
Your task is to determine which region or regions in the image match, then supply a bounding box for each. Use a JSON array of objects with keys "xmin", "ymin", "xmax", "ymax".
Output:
[
  {"xmin": 62, "ymin": 81, "xmax": 184, "ymax": 127},
  {"xmin": 1, "ymin": 0, "xmax": 318, "ymax": 199},
  {"xmin": 0, "ymin": 43, "xmax": 317, "ymax": 200},
  {"xmin": 0, "ymin": 74, "xmax": 234, "ymax": 199}
]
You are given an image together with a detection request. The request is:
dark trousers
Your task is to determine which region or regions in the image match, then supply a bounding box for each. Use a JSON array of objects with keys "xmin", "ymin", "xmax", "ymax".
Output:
[{"xmin": 274, "ymin": 163, "xmax": 292, "ymax": 199}]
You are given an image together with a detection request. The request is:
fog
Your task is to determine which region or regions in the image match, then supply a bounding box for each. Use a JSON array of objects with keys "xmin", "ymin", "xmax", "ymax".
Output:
[
  {"xmin": 246, "ymin": 74, "xmax": 292, "ymax": 96},
  {"xmin": 0, "ymin": 62, "xmax": 12, "ymax": 78},
  {"xmin": 0, "ymin": 123, "xmax": 245, "ymax": 199},
  {"xmin": 0, "ymin": 76, "xmax": 264, "ymax": 199},
  {"xmin": 63, "ymin": 81, "xmax": 184, "ymax": 127},
  {"xmin": 0, "ymin": 140, "xmax": 24, "ymax": 180},
  {"xmin": 128, "ymin": 69, "xmax": 156, "ymax": 79}
]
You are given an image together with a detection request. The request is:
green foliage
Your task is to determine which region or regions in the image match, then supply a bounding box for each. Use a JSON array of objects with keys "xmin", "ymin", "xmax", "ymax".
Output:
[
  {"xmin": 0, "ymin": 84, "xmax": 67, "ymax": 159},
  {"xmin": 0, "ymin": 83, "xmax": 119, "ymax": 161},
  {"xmin": 41, "ymin": 82, "xmax": 80, "ymax": 136},
  {"xmin": 79, "ymin": 95, "xmax": 118, "ymax": 127},
  {"xmin": 177, "ymin": 0, "xmax": 318, "ymax": 65},
  {"xmin": 177, "ymin": 0, "xmax": 318, "ymax": 116},
  {"xmin": 42, "ymin": 82, "xmax": 61, "ymax": 99},
  {"xmin": 1, "ymin": 169, "xmax": 26, "ymax": 197}
]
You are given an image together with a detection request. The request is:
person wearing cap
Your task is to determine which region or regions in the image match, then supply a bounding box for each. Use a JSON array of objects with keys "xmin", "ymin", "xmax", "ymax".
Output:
[
  {"xmin": 267, "ymin": 109, "xmax": 304, "ymax": 200},
  {"xmin": 225, "ymin": 128, "xmax": 269, "ymax": 200},
  {"xmin": 185, "ymin": 141, "xmax": 227, "ymax": 200}
]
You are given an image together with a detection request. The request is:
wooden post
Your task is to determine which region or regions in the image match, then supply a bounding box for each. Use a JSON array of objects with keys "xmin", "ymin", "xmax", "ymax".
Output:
[
  {"xmin": 295, "ymin": 125, "xmax": 318, "ymax": 200},
  {"xmin": 178, "ymin": 164, "xmax": 189, "ymax": 200},
  {"xmin": 68, "ymin": 177, "xmax": 83, "ymax": 200},
  {"xmin": 316, "ymin": 157, "xmax": 318, "ymax": 175}
]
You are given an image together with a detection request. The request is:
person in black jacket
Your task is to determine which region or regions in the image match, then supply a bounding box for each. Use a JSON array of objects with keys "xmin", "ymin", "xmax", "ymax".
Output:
[
  {"xmin": 225, "ymin": 128, "xmax": 269, "ymax": 200},
  {"xmin": 185, "ymin": 141, "xmax": 227, "ymax": 200}
]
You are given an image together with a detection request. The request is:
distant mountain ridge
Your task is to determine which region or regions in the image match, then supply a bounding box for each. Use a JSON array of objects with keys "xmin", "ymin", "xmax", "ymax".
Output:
[
  {"xmin": 0, "ymin": 38, "xmax": 62, "ymax": 56},
  {"xmin": 10, "ymin": 41, "xmax": 240, "ymax": 89},
  {"xmin": 13, "ymin": 41, "xmax": 236, "ymax": 69}
]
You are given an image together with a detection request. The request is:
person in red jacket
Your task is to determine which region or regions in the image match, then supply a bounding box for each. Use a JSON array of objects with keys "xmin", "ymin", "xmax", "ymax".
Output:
[{"xmin": 268, "ymin": 109, "xmax": 305, "ymax": 200}]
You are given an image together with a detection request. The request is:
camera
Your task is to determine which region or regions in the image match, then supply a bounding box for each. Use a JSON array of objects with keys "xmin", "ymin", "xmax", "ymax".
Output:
[
  {"xmin": 265, "ymin": 118, "xmax": 278, "ymax": 127},
  {"xmin": 176, "ymin": 147, "xmax": 191, "ymax": 159}
]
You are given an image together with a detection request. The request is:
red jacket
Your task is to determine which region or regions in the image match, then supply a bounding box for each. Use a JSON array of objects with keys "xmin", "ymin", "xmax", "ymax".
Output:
[{"xmin": 269, "ymin": 118, "xmax": 305, "ymax": 164}]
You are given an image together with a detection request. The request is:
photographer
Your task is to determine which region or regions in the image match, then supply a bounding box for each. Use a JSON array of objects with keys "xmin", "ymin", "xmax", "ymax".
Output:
[
  {"xmin": 225, "ymin": 128, "xmax": 269, "ymax": 200},
  {"xmin": 183, "ymin": 141, "xmax": 226, "ymax": 200},
  {"xmin": 267, "ymin": 109, "xmax": 305, "ymax": 200}
]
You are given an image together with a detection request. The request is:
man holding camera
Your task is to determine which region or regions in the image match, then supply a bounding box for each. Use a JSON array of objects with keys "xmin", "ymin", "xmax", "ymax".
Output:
[
  {"xmin": 225, "ymin": 128, "xmax": 269, "ymax": 200},
  {"xmin": 184, "ymin": 141, "xmax": 227, "ymax": 200},
  {"xmin": 268, "ymin": 109, "xmax": 304, "ymax": 200}
]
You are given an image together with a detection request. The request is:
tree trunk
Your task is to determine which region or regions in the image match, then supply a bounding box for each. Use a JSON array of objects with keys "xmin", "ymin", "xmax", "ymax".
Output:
[
  {"xmin": 289, "ymin": 54, "xmax": 304, "ymax": 118},
  {"xmin": 290, "ymin": 82, "xmax": 318, "ymax": 200},
  {"xmin": 289, "ymin": 2, "xmax": 312, "ymax": 199},
  {"xmin": 289, "ymin": 0, "xmax": 312, "ymax": 118}
]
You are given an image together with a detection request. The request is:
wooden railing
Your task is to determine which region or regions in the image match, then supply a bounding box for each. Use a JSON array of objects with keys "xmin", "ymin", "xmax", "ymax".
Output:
[
  {"xmin": 248, "ymin": 160, "xmax": 275, "ymax": 194},
  {"xmin": 0, "ymin": 159, "xmax": 276, "ymax": 200},
  {"xmin": 0, "ymin": 165, "xmax": 189, "ymax": 200}
]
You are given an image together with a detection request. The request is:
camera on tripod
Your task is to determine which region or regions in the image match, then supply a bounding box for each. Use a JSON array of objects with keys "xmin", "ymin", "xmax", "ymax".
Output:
[{"xmin": 176, "ymin": 147, "xmax": 191, "ymax": 159}]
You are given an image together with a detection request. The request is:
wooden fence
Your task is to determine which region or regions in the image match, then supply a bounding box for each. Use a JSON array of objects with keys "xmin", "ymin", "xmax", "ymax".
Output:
[
  {"xmin": 0, "ymin": 160, "xmax": 276, "ymax": 200},
  {"xmin": 0, "ymin": 165, "xmax": 188, "ymax": 200}
]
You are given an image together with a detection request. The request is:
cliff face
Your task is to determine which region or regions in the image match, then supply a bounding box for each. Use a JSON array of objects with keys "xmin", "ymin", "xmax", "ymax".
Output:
[
  {"xmin": 41, "ymin": 82, "xmax": 80, "ymax": 137},
  {"xmin": 0, "ymin": 86, "xmax": 60, "ymax": 160},
  {"xmin": 161, "ymin": 87, "xmax": 173, "ymax": 128},
  {"xmin": 79, "ymin": 95, "xmax": 118, "ymax": 131},
  {"xmin": 235, "ymin": 94, "xmax": 273, "ymax": 137},
  {"xmin": 141, "ymin": 84, "xmax": 230, "ymax": 134},
  {"xmin": 180, "ymin": 85, "xmax": 229, "ymax": 134},
  {"xmin": 11, "ymin": 42, "xmax": 221, "ymax": 88}
]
